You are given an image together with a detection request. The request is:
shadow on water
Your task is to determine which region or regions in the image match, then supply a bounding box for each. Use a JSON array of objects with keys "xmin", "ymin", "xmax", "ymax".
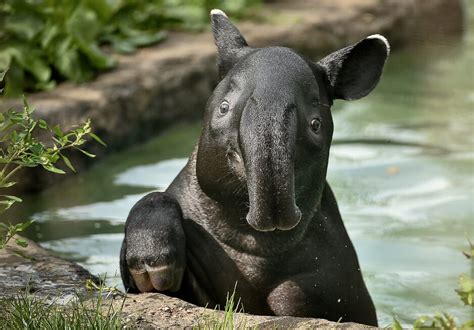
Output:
[{"xmin": 11, "ymin": 2, "xmax": 474, "ymax": 327}]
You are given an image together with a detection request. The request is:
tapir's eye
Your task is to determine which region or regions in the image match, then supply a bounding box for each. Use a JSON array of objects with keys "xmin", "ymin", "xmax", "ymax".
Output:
[
  {"xmin": 310, "ymin": 118, "xmax": 321, "ymax": 133},
  {"xmin": 219, "ymin": 101, "xmax": 230, "ymax": 115}
]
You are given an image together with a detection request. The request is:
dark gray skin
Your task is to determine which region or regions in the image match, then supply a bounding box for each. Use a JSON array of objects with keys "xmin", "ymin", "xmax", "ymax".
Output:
[{"xmin": 120, "ymin": 9, "xmax": 389, "ymax": 326}]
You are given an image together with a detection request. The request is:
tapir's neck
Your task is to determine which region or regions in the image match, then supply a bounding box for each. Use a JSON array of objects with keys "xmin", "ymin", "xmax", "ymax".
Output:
[{"xmin": 168, "ymin": 144, "xmax": 332, "ymax": 257}]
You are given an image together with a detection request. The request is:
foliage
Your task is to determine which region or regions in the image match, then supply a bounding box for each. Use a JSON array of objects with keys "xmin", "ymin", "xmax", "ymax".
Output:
[
  {"xmin": 0, "ymin": 278, "xmax": 126, "ymax": 329},
  {"xmin": 457, "ymin": 241, "xmax": 474, "ymax": 307},
  {"xmin": 0, "ymin": 85, "xmax": 103, "ymax": 249},
  {"xmin": 0, "ymin": 0, "xmax": 261, "ymax": 96},
  {"xmin": 392, "ymin": 241, "xmax": 474, "ymax": 330},
  {"xmin": 0, "ymin": 220, "xmax": 34, "ymax": 250}
]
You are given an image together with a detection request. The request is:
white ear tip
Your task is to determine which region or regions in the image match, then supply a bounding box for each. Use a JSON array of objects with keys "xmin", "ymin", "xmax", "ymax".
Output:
[
  {"xmin": 367, "ymin": 34, "xmax": 390, "ymax": 55},
  {"xmin": 210, "ymin": 9, "xmax": 228, "ymax": 17}
]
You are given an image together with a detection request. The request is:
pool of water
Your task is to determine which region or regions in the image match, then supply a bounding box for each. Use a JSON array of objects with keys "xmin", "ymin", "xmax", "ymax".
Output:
[{"xmin": 12, "ymin": 5, "xmax": 474, "ymax": 327}]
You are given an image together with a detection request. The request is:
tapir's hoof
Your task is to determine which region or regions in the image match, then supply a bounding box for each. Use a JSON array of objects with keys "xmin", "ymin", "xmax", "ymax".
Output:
[
  {"xmin": 130, "ymin": 264, "xmax": 184, "ymax": 292},
  {"xmin": 120, "ymin": 192, "xmax": 186, "ymax": 293}
]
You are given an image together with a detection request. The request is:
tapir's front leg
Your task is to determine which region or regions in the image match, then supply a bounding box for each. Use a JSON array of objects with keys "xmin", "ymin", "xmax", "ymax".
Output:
[{"xmin": 120, "ymin": 192, "xmax": 186, "ymax": 293}]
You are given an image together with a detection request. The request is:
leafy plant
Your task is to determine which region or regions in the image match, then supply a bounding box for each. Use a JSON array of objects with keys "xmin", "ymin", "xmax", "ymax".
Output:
[
  {"xmin": 0, "ymin": 220, "xmax": 34, "ymax": 250},
  {"xmin": 0, "ymin": 0, "xmax": 261, "ymax": 96},
  {"xmin": 457, "ymin": 241, "xmax": 474, "ymax": 308},
  {"xmin": 392, "ymin": 241, "xmax": 474, "ymax": 330},
  {"xmin": 0, "ymin": 84, "xmax": 103, "ymax": 249}
]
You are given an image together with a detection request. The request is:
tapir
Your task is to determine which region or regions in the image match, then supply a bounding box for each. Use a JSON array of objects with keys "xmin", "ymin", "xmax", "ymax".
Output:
[{"xmin": 120, "ymin": 9, "xmax": 389, "ymax": 326}]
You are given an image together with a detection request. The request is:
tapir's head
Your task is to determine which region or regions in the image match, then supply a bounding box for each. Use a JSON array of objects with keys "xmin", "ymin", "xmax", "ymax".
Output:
[{"xmin": 196, "ymin": 10, "xmax": 389, "ymax": 232}]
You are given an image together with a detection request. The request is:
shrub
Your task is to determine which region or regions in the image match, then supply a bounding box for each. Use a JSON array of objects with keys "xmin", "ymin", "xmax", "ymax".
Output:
[
  {"xmin": 0, "ymin": 72, "xmax": 103, "ymax": 248},
  {"xmin": 0, "ymin": 0, "xmax": 261, "ymax": 96}
]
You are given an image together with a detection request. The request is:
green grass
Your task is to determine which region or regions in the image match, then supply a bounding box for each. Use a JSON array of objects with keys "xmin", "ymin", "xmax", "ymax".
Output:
[
  {"xmin": 0, "ymin": 280, "xmax": 250, "ymax": 329},
  {"xmin": 197, "ymin": 285, "xmax": 247, "ymax": 330},
  {"xmin": 0, "ymin": 281, "xmax": 126, "ymax": 329}
]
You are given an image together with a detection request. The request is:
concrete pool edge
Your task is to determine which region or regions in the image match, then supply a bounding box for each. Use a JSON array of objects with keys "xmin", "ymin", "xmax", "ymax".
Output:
[
  {"xmin": 0, "ymin": 236, "xmax": 376, "ymax": 329},
  {"xmin": 0, "ymin": 0, "xmax": 464, "ymax": 193}
]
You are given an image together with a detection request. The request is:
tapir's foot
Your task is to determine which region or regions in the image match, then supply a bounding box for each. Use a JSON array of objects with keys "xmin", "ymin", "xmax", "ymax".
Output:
[{"xmin": 120, "ymin": 192, "xmax": 186, "ymax": 293}]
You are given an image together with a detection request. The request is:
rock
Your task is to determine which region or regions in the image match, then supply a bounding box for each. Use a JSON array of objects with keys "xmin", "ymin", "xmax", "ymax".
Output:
[
  {"xmin": 0, "ymin": 0, "xmax": 464, "ymax": 193},
  {"xmin": 118, "ymin": 292, "xmax": 375, "ymax": 329},
  {"xmin": 0, "ymin": 236, "xmax": 376, "ymax": 328},
  {"xmin": 0, "ymin": 236, "xmax": 98, "ymax": 302}
]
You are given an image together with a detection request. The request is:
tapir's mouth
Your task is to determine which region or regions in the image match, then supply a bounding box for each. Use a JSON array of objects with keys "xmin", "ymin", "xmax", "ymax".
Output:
[
  {"xmin": 227, "ymin": 149, "xmax": 242, "ymax": 164},
  {"xmin": 226, "ymin": 148, "xmax": 247, "ymax": 181}
]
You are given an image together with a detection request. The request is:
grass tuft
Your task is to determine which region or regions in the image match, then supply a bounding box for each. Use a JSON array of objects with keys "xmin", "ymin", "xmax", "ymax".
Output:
[
  {"xmin": 0, "ymin": 279, "xmax": 126, "ymax": 329},
  {"xmin": 196, "ymin": 283, "xmax": 247, "ymax": 329}
]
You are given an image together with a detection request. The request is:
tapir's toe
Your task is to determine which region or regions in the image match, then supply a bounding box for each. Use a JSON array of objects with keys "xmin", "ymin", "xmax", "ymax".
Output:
[
  {"xmin": 147, "ymin": 264, "xmax": 183, "ymax": 292},
  {"xmin": 130, "ymin": 269, "xmax": 155, "ymax": 292}
]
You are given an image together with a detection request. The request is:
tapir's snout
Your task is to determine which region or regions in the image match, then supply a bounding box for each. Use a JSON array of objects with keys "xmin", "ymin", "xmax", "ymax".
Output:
[
  {"xmin": 246, "ymin": 201, "xmax": 302, "ymax": 232},
  {"xmin": 240, "ymin": 96, "xmax": 302, "ymax": 232}
]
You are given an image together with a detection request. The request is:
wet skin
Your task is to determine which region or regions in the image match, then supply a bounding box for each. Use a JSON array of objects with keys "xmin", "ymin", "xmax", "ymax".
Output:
[{"xmin": 120, "ymin": 9, "xmax": 389, "ymax": 326}]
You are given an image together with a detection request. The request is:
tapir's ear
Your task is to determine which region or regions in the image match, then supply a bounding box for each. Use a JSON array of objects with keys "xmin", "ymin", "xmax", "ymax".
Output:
[
  {"xmin": 211, "ymin": 9, "xmax": 250, "ymax": 79},
  {"xmin": 317, "ymin": 35, "xmax": 390, "ymax": 100}
]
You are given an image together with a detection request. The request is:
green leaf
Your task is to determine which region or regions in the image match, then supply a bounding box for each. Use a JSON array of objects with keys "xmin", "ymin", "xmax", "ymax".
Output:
[
  {"xmin": 22, "ymin": 94, "xmax": 30, "ymax": 109},
  {"xmin": 84, "ymin": 0, "xmax": 114, "ymax": 21},
  {"xmin": 1, "ymin": 195, "xmax": 22, "ymax": 203},
  {"xmin": 392, "ymin": 318, "xmax": 403, "ymax": 330},
  {"xmin": 5, "ymin": 12, "xmax": 44, "ymax": 41},
  {"xmin": 16, "ymin": 220, "xmax": 34, "ymax": 231},
  {"xmin": 34, "ymin": 79, "xmax": 56, "ymax": 92},
  {"xmin": 53, "ymin": 41, "xmax": 93, "ymax": 82},
  {"xmin": 67, "ymin": 5, "xmax": 101, "ymax": 43},
  {"xmin": 3, "ymin": 63, "xmax": 24, "ymax": 97},
  {"xmin": 38, "ymin": 119, "xmax": 48, "ymax": 129},
  {"xmin": 89, "ymin": 132, "xmax": 106, "ymax": 146},
  {"xmin": 0, "ymin": 68, "xmax": 7, "ymax": 81},
  {"xmin": 77, "ymin": 41, "xmax": 115, "ymax": 69},
  {"xmin": 0, "ymin": 181, "xmax": 16, "ymax": 188},
  {"xmin": 413, "ymin": 315, "xmax": 430, "ymax": 329},
  {"xmin": 40, "ymin": 24, "xmax": 59, "ymax": 49},
  {"xmin": 110, "ymin": 38, "xmax": 136, "ymax": 54},
  {"xmin": 42, "ymin": 164, "xmax": 66, "ymax": 174},
  {"xmin": 7, "ymin": 45, "xmax": 51, "ymax": 83},
  {"xmin": 76, "ymin": 148, "xmax": 96, "ymax": 158},
  {"xmin": 53, "ymin": 125, "xmax": 64, "ymax": 138},
  {"xmin": 457, "ymin": 273, "xmax": 474, "ymax": 306},
  {"xmin": 61, "ymin": 154, "xmax": 76, "ymax": 172},
  {"xmin": 0, "ymin": 199, "xmax": 16, "ymax": 213},
  {"xmin": 0, "ymin": 52, "xmax": 11, "ymax": 72},
  {"xmin": 461, "ymin": 320, "xmax": 474, "ymax": 330},
  {"xmin": 128, "ymin": 31, "xmax": 167, "ymax": 48},
  {"xmin": 15, "ymin": 238, "xmax": 28, "ymax": 248}
]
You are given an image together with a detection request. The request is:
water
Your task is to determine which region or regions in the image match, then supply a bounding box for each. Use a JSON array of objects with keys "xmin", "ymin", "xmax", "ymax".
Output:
[{"xmin": 13, "ymin": 6, "xmax": 474, "ymax": 327}]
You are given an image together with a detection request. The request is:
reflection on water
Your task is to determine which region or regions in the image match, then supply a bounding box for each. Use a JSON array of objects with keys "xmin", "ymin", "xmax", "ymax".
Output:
[{"xmin": 15, "ymin": 5, "xmax": 474, "ymax": 327}]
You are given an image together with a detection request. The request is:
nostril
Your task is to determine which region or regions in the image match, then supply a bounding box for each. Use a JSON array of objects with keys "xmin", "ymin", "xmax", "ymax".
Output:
[
  {"xmin": 246, "ymin": 212, "xmax": 276, "ymax": 232},
  {"xmin": 277, "ymin": 206, "xmax": 302, "ymax": 230}
]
